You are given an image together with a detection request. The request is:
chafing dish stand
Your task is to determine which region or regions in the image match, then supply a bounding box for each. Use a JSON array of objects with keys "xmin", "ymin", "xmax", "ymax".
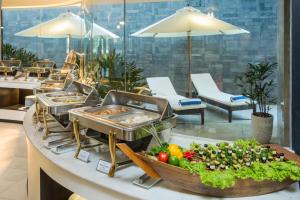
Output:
[{"xmin": 69, "ymin": 90, "xmax": 176, "ymax": 177}]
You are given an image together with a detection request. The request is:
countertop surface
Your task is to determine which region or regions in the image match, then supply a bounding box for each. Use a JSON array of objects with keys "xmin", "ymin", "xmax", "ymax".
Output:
[
  {"xmin": 0, "ymin": 76, "xmax": 40, "ymax": 89},
  {"xmin": 23, "ymin": 107, "xmax": 300, "ymax": 200}
]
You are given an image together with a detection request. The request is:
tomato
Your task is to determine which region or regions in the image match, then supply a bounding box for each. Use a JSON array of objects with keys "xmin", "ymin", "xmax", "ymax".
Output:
[
  {"xmin": 168, "ymin": 155, "xmax": 179, "ymax": 166},
  {"xmin": 158, "ymin": 152, "xmax": 169, "ymax": 163}
]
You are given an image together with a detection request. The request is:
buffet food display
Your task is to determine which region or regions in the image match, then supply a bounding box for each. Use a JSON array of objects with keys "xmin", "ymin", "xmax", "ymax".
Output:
[
  {"xmin": 69, "ymin": 90, "xmax": 177, "ymax": 176},
  {"xmin": 34, "ymin": 73, "xmax": 73, "ymax": 94},
  {"xmin": 0, "ymin": 60, "xmax": 22, "ymax": 80},
  {"xmin": 36, "ymin": 81, "xmax": 99, "ymax": 139},
  {"xmin": 30, "ymin": 83, "xmax": 300, "ymax": 197},
  {"xmin": 23, "ymin": 60, "xmax": 55, "ymax": 80},
  {"xmin": 136, "ymin": 139, "xmax": 300, "ymax": 197}
]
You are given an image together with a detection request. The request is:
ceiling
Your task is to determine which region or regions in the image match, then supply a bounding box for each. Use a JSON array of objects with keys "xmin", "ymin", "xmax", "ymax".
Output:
[{"xmin": 2, "ymin": 0, "xmax": 176, "ymax": 9}]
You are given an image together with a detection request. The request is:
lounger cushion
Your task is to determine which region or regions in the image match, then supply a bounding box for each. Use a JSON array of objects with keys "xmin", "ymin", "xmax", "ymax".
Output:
[
  {"xmin": 191, "ymin": 73, "xmax": 250, "ymax": 107},
  {"xmin": 191, "ymin": 73, "xmax": 220, "ymax": 95},
  {"xmin": 147, "ymin": 77, "xmax": 205, "ymax": 111},
  {"xmin": 146, "ymin": 77, "xmax": 177, "ymax": 96}
]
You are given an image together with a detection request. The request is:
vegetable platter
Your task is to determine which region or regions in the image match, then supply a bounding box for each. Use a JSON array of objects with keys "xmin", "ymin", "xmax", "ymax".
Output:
[{"xmin": 136, "ymin": 139, "xmax": 300, "ymax": 197}]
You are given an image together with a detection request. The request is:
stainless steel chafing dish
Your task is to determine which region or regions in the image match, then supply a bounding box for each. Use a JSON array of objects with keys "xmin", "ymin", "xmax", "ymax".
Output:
[
  {"xmin": 48, "ymin": 73, "xmax": 68, "ymax": 82},
  {"xmin": 36, "ymin": 81, "xmax": 99, "ymax": 139},
  {"xmin": 23, "ymin": 60, "xmax": 55, "ymax": 80},
  {"xmin": 69, "ymin": 90, "xmax": 176, "ymax": 177},
  {"xmin": 33, "ymin": 73, "xmax": 73, "ymax": 94},
  {"xmin": 0, "ymin": 60, "xmax": 22, "ymax": 80}
]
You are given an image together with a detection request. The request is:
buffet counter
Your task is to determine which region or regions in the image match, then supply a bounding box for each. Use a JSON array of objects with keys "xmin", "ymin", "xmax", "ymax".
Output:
[
  {"xmin": 24, "ymin": 106, "xmax": 300, "ymax": 200},
  {"xmin": 0, "ymin": 76, "xmax": 40, "ymax": 121}
]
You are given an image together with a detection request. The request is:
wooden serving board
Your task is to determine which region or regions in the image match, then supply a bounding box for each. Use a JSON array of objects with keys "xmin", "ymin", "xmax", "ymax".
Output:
[{"xmin": 135, "ymin": 144, "xmax": 300, "ymax": 197}]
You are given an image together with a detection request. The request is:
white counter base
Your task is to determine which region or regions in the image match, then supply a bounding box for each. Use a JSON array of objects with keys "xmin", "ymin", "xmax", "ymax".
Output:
[
  {"xmin": 0, "ymin": 109, "xmax": 25, "ymax": 121},
  {"xmin": 23, "ymin": 107, "xmax": 300, "ymax": 200},
  {"xmin": 0, "ymin": 76, "xmax": 40, "ymax": 122},
  {"xmin": 0, "ymin": 76, "xmax": 41, "ymax": 89}
]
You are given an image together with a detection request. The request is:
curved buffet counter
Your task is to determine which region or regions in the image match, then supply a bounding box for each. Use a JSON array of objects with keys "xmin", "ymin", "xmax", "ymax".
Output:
[{"xmin": 24, "ymin": 106, "xmax": 300, "ymax": 200}]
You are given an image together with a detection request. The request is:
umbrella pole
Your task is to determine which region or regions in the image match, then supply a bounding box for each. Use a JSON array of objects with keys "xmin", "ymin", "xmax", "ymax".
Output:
[
  {"xmin": 66, "ymin": 34, "xmax": 70, "ymax": 54},
  {"xmin": 187, "ymin": 31, "xmax": 192, "ymax": 98}
]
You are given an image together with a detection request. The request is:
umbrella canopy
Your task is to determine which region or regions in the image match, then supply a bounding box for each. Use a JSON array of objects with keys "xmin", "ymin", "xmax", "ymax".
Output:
[
  {"xmin": 2, "ymin": 0, "xmax": 173, "ymax": 9},
  {"xmin": 15, "ymin": 12, "xmax": 119, "ymax": 39},
  {"xmin": 15, "ymin": 12, "xmax": 119, "ymax": 53},
  {"xmin": 132, "ymin": 6, "xmax": 249, "ymax": 37},
  {"xmin": 2, "ymin": 0, "xmax": 80, "ymax": 9},
  {"xmin": 132, "ymin": 6, "xmax": 249, "ymax": 97}
]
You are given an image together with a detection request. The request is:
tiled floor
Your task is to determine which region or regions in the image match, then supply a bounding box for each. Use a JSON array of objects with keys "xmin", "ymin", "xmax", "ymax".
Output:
[
  {"xmin": 174, "ymin": 105, "xmax": 282, "ymax": 142},
  {"xmin": 0, "ymin": 122, "xmax": 27, "ymax": 200}
]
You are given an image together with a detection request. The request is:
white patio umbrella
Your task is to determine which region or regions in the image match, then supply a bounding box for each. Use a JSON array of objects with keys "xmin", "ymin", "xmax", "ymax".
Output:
[
  {"xmin": 1, "ymin": 0, "xmax": 80, "ymax": 9},
  {"xmin": 15, "ymin": 12, "xmax": 119, "ymax": 53},
  {"xmin": 132, "ymin": 6, "xmax": 249, "ymax": 97},
  {"xmin": 2, "ymin": 0, "xmax": 171, "ymax": 9}
]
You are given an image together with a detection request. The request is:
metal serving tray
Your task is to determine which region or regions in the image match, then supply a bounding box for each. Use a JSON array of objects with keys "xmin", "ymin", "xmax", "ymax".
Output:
[
  {"xmin": 69, "ymin": 90, "xmax": 176, "ymax": 141},
  {"xmin": 0, "ymin": 60, "xmax": 22, "ymax": 70},
  {"xmin": 0, "ymin": 60, "xmax": 21, "ymax": 79},
  {"xmin": 36, "ymin": 81, "xmax": 99, "ymax": 116},
  {"xmin": 69, "ymin": 90, "xmax": 176, "ymax": 177},
  {"xmin": 23, "ymin": 66, "xmax": 52, "ymax": 74},
  {"xmin": 0, "ymin": 66, "xmax": 16, "ymax": 72},
  {"xmin": 34, "ymin": 73, "xmax": 73, "ymax": 94},
  {"xmin": 48, "ymin": 73, "xmax": 68, "ymax": 81}
]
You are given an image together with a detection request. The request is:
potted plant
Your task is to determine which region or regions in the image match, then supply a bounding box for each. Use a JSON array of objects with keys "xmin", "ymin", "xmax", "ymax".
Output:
[{"xmin": 236, "ymin": 62, "xmax": 277, "ymax": 143}]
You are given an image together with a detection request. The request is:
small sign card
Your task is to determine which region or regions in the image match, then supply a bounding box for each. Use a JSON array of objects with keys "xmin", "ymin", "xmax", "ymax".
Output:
[
  {"xmin": 77, "ymin": 150, "xmax": 90, "ymax": 163},
  {"xmin": 36, "ymin": 121, "xmax": 44, "ymax": 131},
  {"xmin": 96, "ymin": 160, "xmax": 112, "ymax": 174},
  {"xmin": 42, "ymin": 128, "xmax": 47, "ymax": 136}
]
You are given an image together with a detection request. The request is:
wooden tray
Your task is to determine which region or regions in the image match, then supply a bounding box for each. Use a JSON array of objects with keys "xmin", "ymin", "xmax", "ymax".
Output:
[{"xmin": 135, "ymin": 144, "xmax": 300, "ymax": 197}]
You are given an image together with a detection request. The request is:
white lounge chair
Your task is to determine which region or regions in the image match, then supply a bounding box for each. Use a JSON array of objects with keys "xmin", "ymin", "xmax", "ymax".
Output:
[
  {"xmin": 147, "ymin": 77, "xmax": 206, "ymax": 125},
  {"xmin": 191, "ymin": 73, "xmax": 253, "ymax": 123}
]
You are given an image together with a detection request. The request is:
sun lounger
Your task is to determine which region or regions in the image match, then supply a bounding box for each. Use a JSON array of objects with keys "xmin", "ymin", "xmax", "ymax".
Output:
[
  {"xmin": 147, "ymin": 77, "xmax": 206, "ymax": 125},
  {"xmin": 191, "ymin": 73, "xmax": 253, "ymax": 123}
]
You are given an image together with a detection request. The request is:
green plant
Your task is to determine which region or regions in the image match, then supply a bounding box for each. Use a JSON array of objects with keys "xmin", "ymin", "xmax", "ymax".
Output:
[
  {"xmin": 235, "ymin": 62, "xmax": 277, "ymax": 117},
  {"xmin": 98, "ymin": 49, "xmax": 122, "ymax": 81},
  {"xmin": 3, "ymin": 43, "xmax": 39, "ymax": 66},
  {"xmin": 123, "ymin": 60, "xmax": 146, "ymax": 92},
  {"xmin": 85, "ymin": 49, "xmax": 145, "ymax": 97}
]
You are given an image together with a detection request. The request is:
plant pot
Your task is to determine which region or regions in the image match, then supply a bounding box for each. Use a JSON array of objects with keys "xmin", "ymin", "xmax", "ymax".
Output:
[{"xmin": 251, "ymin": 113, "xmax": 273, "ymax": 144}]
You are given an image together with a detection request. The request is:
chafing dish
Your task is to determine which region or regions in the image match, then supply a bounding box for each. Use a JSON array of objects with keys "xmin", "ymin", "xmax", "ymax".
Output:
[
  {"xmin": 34, "ymin": 73, "xmax": 73, "ymax": 94},
  {"xmin": 69, "ymin": 90, "xmax": 176, "ymax": 177},
  {"xmin": 36, "ymin": 81, "xmax": 99, "ymax": 139},
  {"xmin": 0, "ymin": 60, "xmax": 22, "ymax": 80},
  {"xmin": 23, "ymin": 60, "xmax": 55, "ymax": 80},
  {"xmin": 49, "ymin": 73, "xmax": 68, "ymax": 82}
]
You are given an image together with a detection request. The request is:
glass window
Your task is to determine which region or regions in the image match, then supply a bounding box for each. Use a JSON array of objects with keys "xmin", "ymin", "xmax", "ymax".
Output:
[
  {"xmin": 2, "ymin": 0, "xmax": 289, "ymax": 144},
  {"xmin": 3, "ymin": 6, "xmax": 82, "ymax": 67}
]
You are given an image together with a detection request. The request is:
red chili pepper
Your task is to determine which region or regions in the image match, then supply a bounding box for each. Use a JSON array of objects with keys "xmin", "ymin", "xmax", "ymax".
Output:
[{"xmin": 183, "ymin": 151, "xmax": 196, "ymax": 161}]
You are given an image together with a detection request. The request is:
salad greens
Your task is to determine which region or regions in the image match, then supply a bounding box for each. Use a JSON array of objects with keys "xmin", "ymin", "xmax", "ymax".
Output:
[
  {"xmin": 179, "ymin": 160, "xmax": 300, "ymax": 189},
  {"xmin": 149, "ymin": 142, "xmax": 169, "ymax": 156},
  {"xmin": 148, "ymin": 139, "xmax": 300, "ymax": 189}
]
